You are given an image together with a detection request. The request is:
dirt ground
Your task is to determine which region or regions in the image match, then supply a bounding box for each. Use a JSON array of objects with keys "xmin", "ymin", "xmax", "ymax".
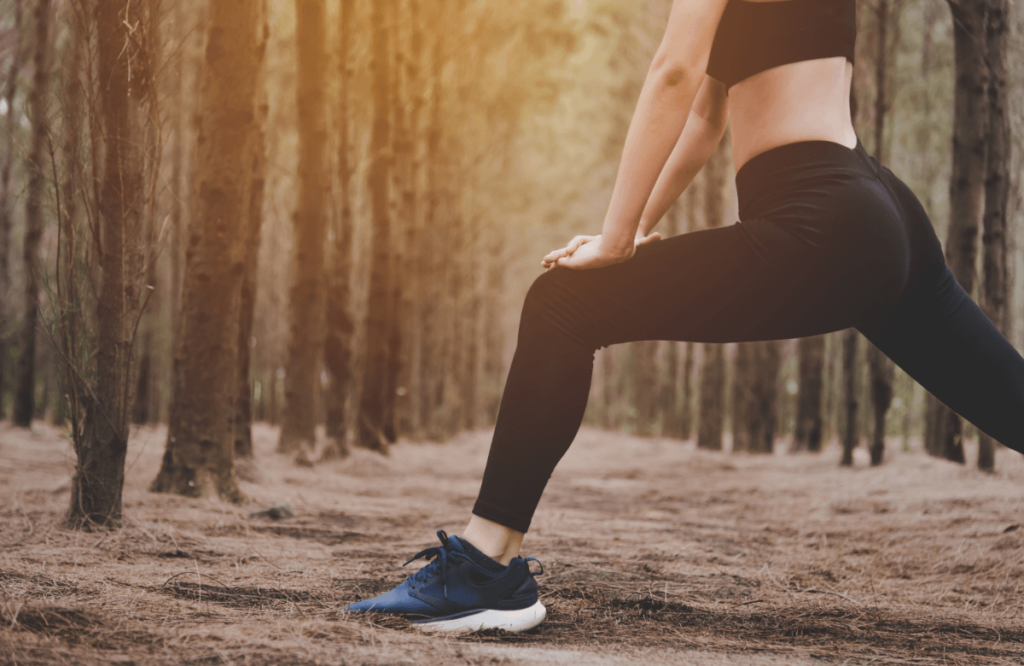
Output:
[{"xmin": 3, "ymin": 421, "xmax": 1024, "ymax": 665}]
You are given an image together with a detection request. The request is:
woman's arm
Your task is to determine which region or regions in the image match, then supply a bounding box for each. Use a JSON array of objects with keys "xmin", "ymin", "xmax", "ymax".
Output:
[
  {"xmin": 545, "ymin": 0, "xmax": 730, "ymax": 271},
  {"xmin": 637, "ymin": 75, "xmax": 729, "ymax": 237},
  {"xmin": 544, "ymin": 0, "xmax": 729, "ymax": 272},
  {"xmin": 592, "ymin": 0, "xmax": 731, "ymax": 261}
]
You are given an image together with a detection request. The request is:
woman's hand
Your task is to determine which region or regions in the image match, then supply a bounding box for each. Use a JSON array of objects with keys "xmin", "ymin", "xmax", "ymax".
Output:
[{"xmin": 541, "ymin": 230, "xmax": 661, "ymax": 271}]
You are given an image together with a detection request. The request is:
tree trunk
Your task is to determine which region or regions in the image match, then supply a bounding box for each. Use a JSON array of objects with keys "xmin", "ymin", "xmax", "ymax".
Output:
[
  {"xmin": 132, "ymin": 120, "xmax": 159, "ymax": 427},
  {"xmin": 631, "ymin": 341, "xmax": 659, "ymax": 436},
  {"xmin": 733, "ymin": 341, "xmax": 781, "ymax": 454},
  {"xmin": 418, "ymin": 1, "xmax": 447, "ymax": 440},
  {"xmin": 151, "ymin": 0, "xmax": 264, "ymax": 500},
  {"xmin": 696, "ymin": 129, "xmax": 730, "ymax": 451},
  {"xmin": 34, "ymin": 326, "xmax": 51, "ymax": 420},
  {"xmin": 731, "ymin": 343, "xmax": 753, "ymax": 453},
  {"xmin": 67, "ymin": 0, "xmax": 151, "ymax": 528},
  {"xmin": 132, "ymin": 332, "xmax": 153, "ymax": 424},
  {"xmin": 323, "ymin": 0, "xmax": 355, "ymax": 457},
  {"xmin": 602, "ymin": 347, "xmax": 618, "ymax": 429},
  {"xmin": 169, "ymin": 0, "xmax": 184, "ymax": 351},
  {"xmin": 13, "ymin": 0, "xmax": 52, "ymax": 428},
  {"xmin": 481, "ymin": 233, "xmax": 504, "ymax": 426},
  {"xmin": 55, "ymin": 6, "xmax": 83, "ymax": 433},
  {"xmin": 794, "ymin": 335, "xmax": 825, "ymax": 452},
  {"xmin": 680, "ymin": 341, "xmax": 694, "ymax": 439},
  {"xmin": 840, "ymin": 328, "xmax": 859, "ymax": 466},
  {"xmin": 234, "ymin": 78, "xmax": 268, "ymax": 460},
  {"xmin": 395, "ymin": 0, "xmax": 428, "ymax": 435},
  {"xmin": 659, "ymin": 341, "xmax": 680, "ymax": 437},
  {"xmin": 933, "ymin": 0, "xmax": 989, "ymax": 465},
  {"xmin": 385, "ymin": 0, "xmax": 409, "ymax": 441},
  {"xmin": 458, "ymin": 239, "xmax": 481, "ymax": 431},
  {"xmin": 0, "ymin": 0, "xmax": 25, "ymax": 421},
  {"xmin": 279, "ymin": 0, "xmax": 329, "ymax": 459},
  {"xmin": 698, "ymin": 344, "xmax": 726, "ymax": 451},
  {"xmin": 868, "ymin": 343, "xmax": 893, "ymax": 465},
  {"xmin": 750, "ymin": 341, "xmax": 781, "ymax": 453},
  {"xmin": 977, "ymin": 0, "xmax": 1009, "ymax": 472},
  {"xmin": 357, "ymin": 0, "xmax": 394, "ymax": 454}
]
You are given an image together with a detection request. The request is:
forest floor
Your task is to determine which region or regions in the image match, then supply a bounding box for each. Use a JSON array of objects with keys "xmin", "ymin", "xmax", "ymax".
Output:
[{"xmin": 3, "ymin": 422, "xmax": 1024, "ymax": 665}]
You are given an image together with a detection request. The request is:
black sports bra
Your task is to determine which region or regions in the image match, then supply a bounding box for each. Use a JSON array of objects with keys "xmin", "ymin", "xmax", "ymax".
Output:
[{"xmin": 705, "ymin": 0, "xmax": 856, "ymax": 92}]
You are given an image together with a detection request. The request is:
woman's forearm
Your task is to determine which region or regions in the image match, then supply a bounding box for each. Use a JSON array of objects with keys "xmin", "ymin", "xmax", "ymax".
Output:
[
  {"xmin": 598, "ymin": 64, "xmax": 704, "ymax": 257},
  {"xmin": 638, "ymin": 110, "xmax": 727, "ymax": 236}
]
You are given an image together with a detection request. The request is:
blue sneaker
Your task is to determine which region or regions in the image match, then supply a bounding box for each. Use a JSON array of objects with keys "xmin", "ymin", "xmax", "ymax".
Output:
[{"xmin": 344, "ymin": 530, "xmax": 546, "ymax": 634}]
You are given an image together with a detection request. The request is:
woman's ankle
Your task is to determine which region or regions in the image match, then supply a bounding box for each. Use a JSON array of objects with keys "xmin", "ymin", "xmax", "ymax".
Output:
[{"xmin": 463, "ymin": 515, "xmax": 525, "ymax": 567}]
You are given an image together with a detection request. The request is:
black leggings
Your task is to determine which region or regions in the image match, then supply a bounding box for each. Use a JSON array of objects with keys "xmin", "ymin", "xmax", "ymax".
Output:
[{"xmin": 472, "ymin": 137, "xmax": 1024, "ymax": 533}]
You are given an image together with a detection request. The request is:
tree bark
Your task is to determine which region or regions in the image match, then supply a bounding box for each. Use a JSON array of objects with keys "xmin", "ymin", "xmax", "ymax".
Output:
[
  {"xmin": 0, "ymin": 0, "xmax": 25, "ymax": 421},
  {"xmin": 151, "ymin": 0, "xmax": 264, "ymax": 500},
  {"xmin": 67, "ymin": 0, "xmax": 151, "ymax": 528},
  {"xmin": 279, "ymin": 0, "xmax": 329, "ymax": 458},
  {"xmin": 602, "ymin": 347, "xmax": 618, "ymax": 429},
  {"xmin": 357, "ymin": 0, "xmax": 394, "ymax": 453},
  {"xmin": 132, "ymin": 114, "xmax": 160, "ymax": 426},
  {"xmin": 14, "ymin": 0, "xmax": 52, "ymax": 428},
  {"xmin": 386, "ymin": 0, "xmax": 409, "ymax": 441},
  {"xmin": 732, "ymin": 343, "xmax": 753, "ymax": 452},
  {"xmin": 169, "ymin": 0, "xmax": 182, "ymax": 341},
  {"xmin": 481, "ymin": 235, "xmax": 504, "ymax": 427},
  {"xmin": 698, "ymin": 344, "xmax": 726, "ymax": 451},
  {"xmin": 933, "ymin": 0, "xmax": 989, "ymax": 465},
  {"xmin": 977, "ymin": 0, "xmax": 1009, "ymax": 472},
  {"xmin": 418, "ymin": 0, "xmax": 447, "ymax": 440},
  {"xmin": 55, "ymin": 3, "xmax": 83, "ymax": 433},
  {"xmin": 680, "ymin": 341, "xmax": 694, "ymax": 439},
  {"xmin": 659, "ymin": 341, "xmax": 680, "ymax": 437},
  {"xmin": 234, "ymin": 76, "xmax": 268, "ymax": 460},
  {"xmin": 396, "ymin": 0, "xmax": 429, "ymax": 435},
  {"xmin": 457, "ymin": 238, "xmax": 481, "ymax": 431},
  {"xmin": 733, "ymin": 341, "xmax": 781, "ymax": 454},
  {"xmin": 323, "ymin": 0, "xmax": 355, "ymax": 456},
  {"xmin": 868, "ymin": 343, "xmax": 893, "ymax": 465},
  {"xmin": 751, "ymin": 341, "xmax": 781, "ymax": 453},
  {"xmin": 840, "ymin": 328, "xmax": 859, "ymax": 466},
  {"xmin": 794, "ymin": 335, "xmax": 825, "ymax": 452},
  {"xmin": 630, "ymin": 341, "xmax": 658, "ymax": 436}
]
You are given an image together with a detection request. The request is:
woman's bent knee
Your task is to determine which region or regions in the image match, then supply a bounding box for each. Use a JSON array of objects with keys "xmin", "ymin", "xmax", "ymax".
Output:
[{"xmin": 519, "ymin": 269, "xmax": 601, "ymax": 352}]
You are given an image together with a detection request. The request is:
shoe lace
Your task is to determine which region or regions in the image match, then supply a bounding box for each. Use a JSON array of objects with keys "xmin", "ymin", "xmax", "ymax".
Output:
[
  {"xmin": 402, "ymin": 531, "xmax": 546, "ymax": 601},
  {"xmin": 403, "ymin": 529, "xmax": 453, "ymax": 599}
]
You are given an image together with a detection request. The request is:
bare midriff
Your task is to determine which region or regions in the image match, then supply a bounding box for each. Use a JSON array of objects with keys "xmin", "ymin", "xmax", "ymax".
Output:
[{"xmin": 728, "ymin": 56, "xmax": 857, "ymax": 174}]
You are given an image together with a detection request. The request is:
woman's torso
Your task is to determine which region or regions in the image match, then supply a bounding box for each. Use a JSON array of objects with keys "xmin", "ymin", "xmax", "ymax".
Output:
[{"xmin": 707, "ymin": 0, "xmax": 859, "ymax": 173}]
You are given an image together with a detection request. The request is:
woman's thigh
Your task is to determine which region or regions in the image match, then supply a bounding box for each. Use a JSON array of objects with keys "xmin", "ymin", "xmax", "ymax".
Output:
[{"xmin": 529, "ymin": 209, "xmax": 908, "ymax": 350}]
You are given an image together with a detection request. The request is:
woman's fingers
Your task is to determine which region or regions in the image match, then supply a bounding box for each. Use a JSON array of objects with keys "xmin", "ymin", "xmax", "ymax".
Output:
[
  {"xmin": 635, "ymin": 231, "xmax": 662, "ymax": 247},
  {"xmin": 542, "ymin": 235, "xmax": 600, "ymax": 268},
  {"xmin": 541, "ymin": 248, "xmax": 569, "ymax": 268},
  {"xmin": 543, "ymin": 247, "xmax": 569, "ymax": 262},
  {"xmin": 566, "ymin": 235, "xmax": 596, "ymax": 253}
]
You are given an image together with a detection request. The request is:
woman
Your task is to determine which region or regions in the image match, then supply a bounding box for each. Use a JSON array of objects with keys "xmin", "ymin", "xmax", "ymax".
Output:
[{"xmin": 346, "ymin": 0, "xmax": 1024, "ymax": 633}]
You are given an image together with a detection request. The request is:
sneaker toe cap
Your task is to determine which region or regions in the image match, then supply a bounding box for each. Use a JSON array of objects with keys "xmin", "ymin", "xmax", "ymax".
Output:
[{"xmin": 344, "ymin": 581, "xmax": 439, "ymax": 616}]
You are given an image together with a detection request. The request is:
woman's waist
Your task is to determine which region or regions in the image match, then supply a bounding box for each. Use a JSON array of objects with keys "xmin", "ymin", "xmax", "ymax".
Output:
[
  {"xmin": 734, "ymin": 136, "xmax": 882, "ymax": 219},
  {"xmin": 729, "ymin": 58, "xmax": 857, "ymax": 173}
]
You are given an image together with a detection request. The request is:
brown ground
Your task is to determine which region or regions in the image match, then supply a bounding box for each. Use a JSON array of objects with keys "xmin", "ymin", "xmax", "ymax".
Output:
[{"xmin": 2, "ymin": 421, "xmax": 1024, "ymax": 665}]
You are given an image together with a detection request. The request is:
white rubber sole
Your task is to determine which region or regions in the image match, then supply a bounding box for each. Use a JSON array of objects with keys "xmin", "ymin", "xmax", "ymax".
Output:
[{"xmin": 413, "ymin": 600, "xmax": 546, "ymax": 635}]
